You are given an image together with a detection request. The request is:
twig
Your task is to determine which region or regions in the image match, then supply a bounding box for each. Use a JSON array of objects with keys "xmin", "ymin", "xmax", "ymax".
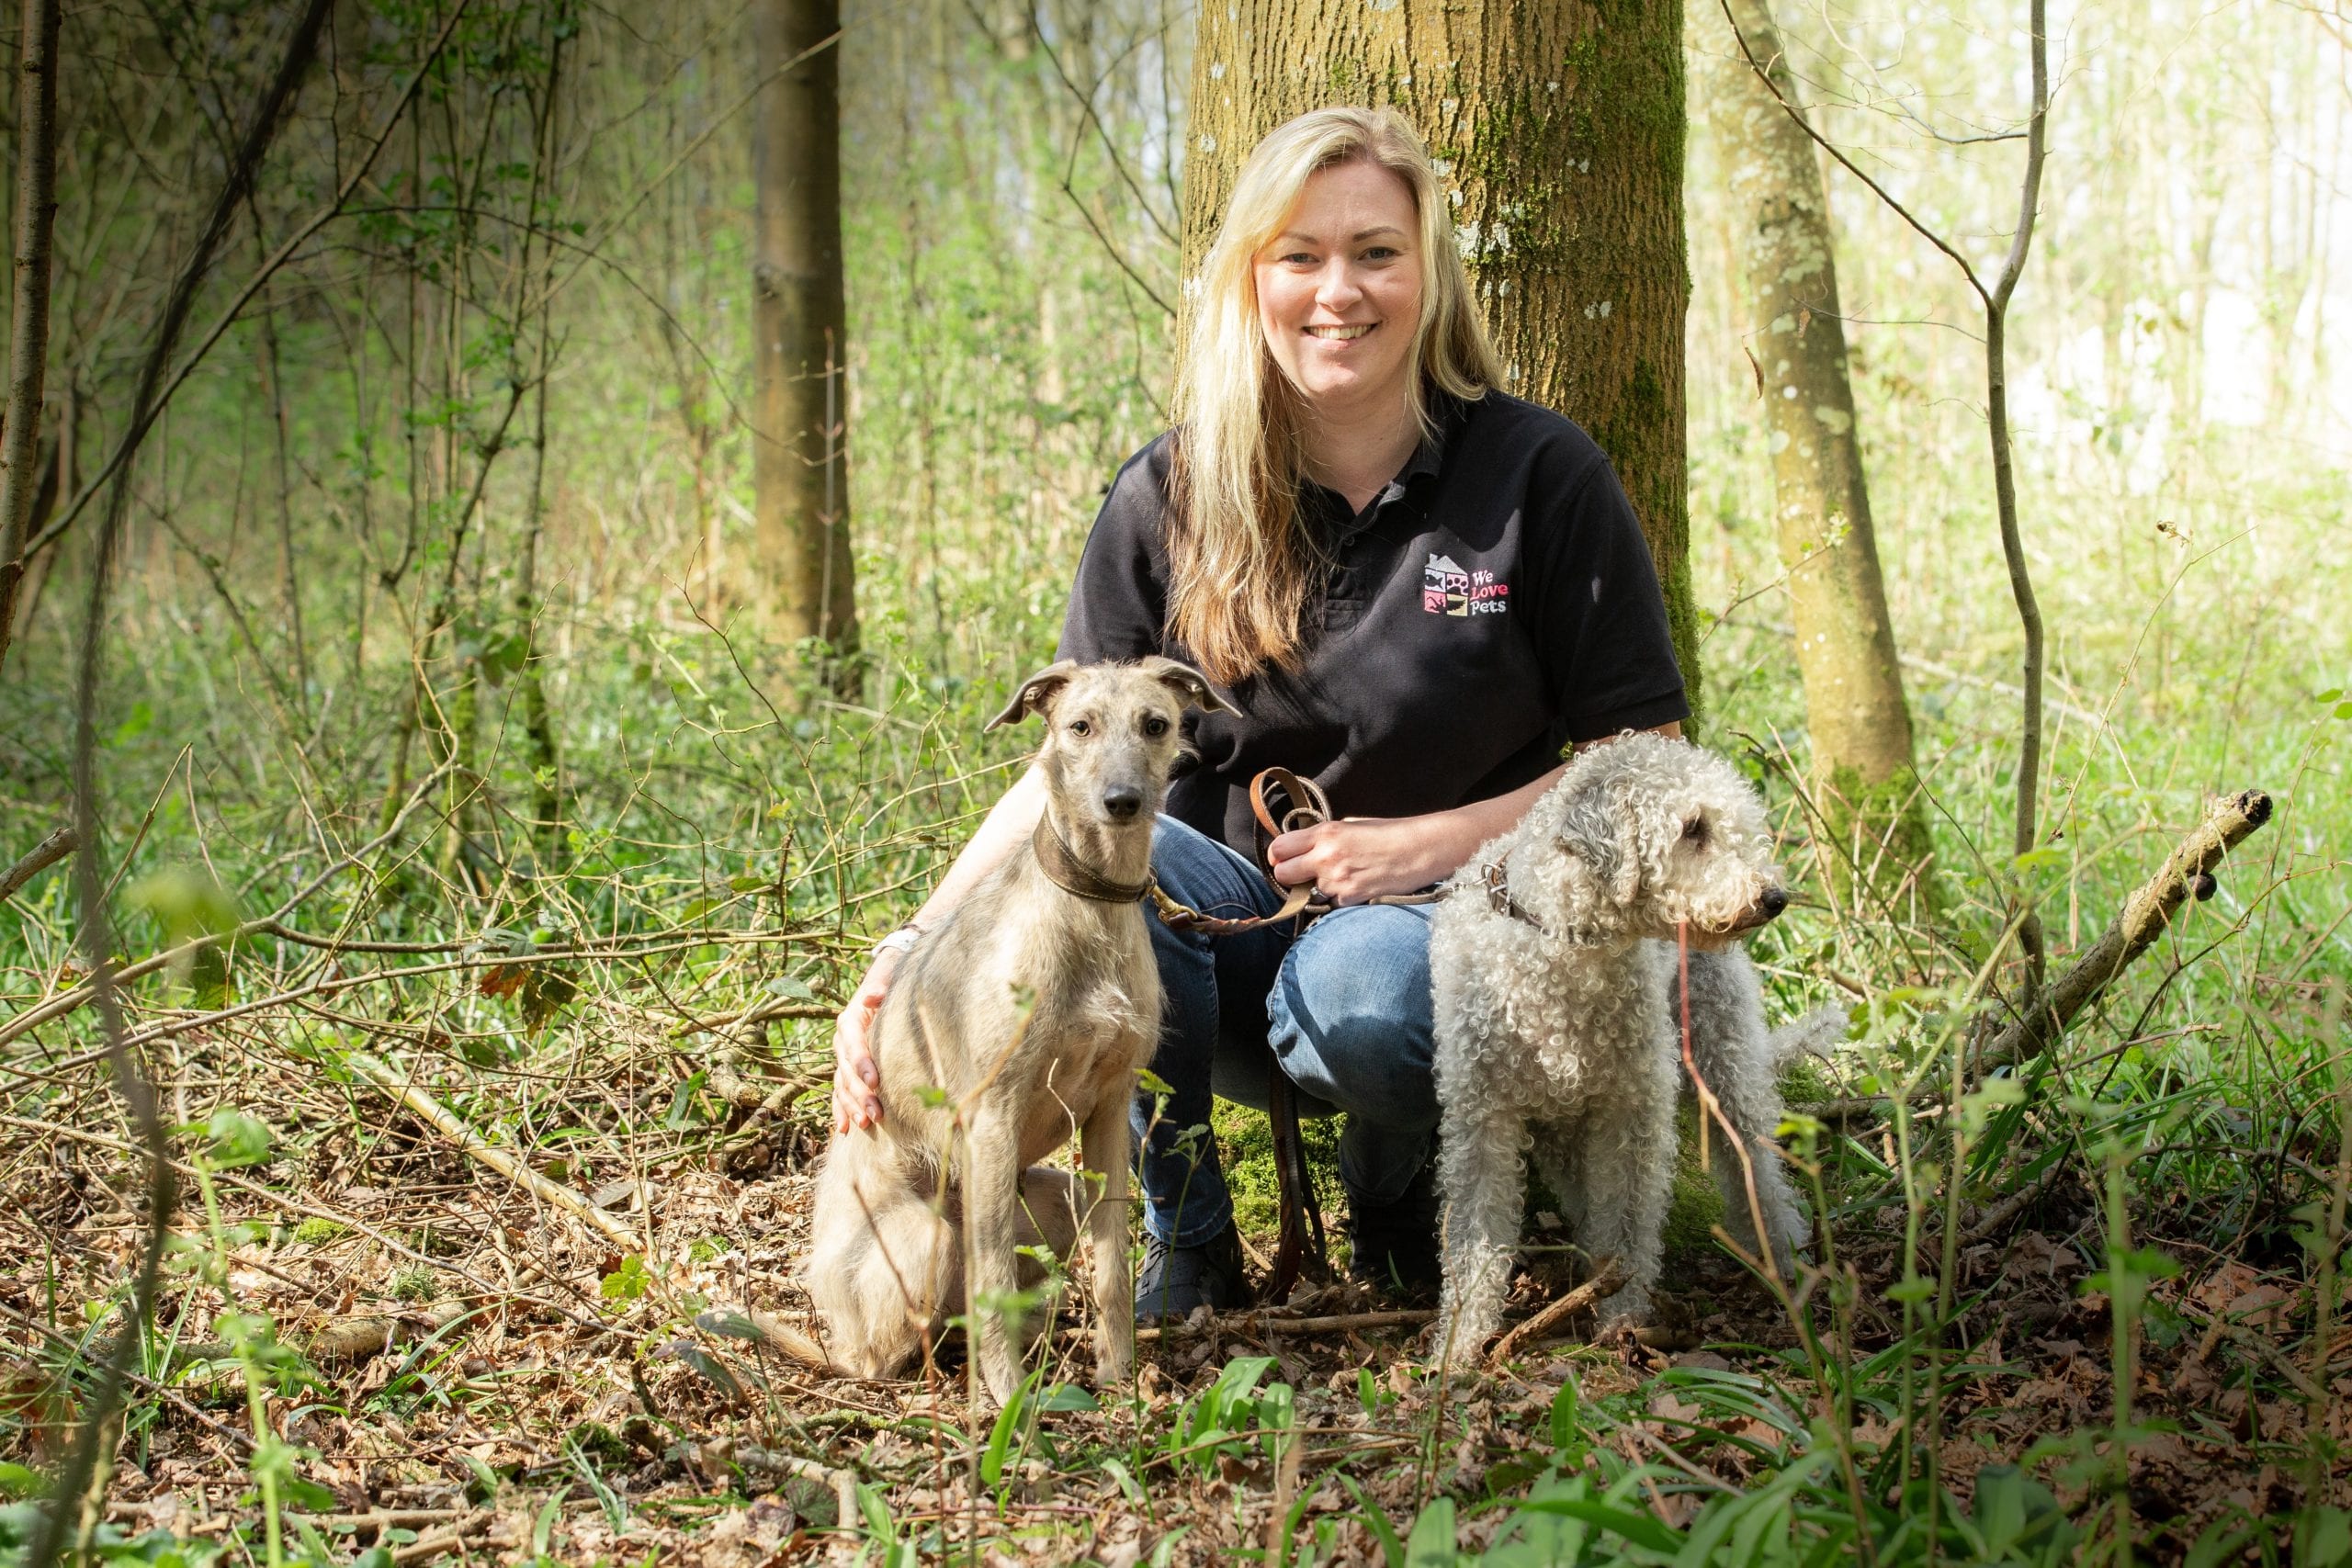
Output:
[
  {"xmin": 1795, "ymin": 789, "xmax": 2276, "ymax": 1116},
  {"xmin": 1134, "ymin": 1308, "xmax": 1436, "ymax": 1344},
  {"xmin": 19, "ymin": 1, "xmax": 472, "ymax": 566},
  {"xmin": 2175, "ymin": 1298, "xmax": 2325, "ymax": 1404},
  {"xmin": 1486, "ymin": 1258, "xmax": 1633, "ymax": 1368},
  {"xmin": 0, "ymin": 822, "xmax": 73, "ymax": 901},
  {"xmin": 342, "ymin": 1052, "xmax": 643, "ymax": 1253},
  {"xmin": 28, "ymin": 4, "xmax": 334, "ymax": 1561},
  {"xmin": 1988, "ymin": 789, "xmax": 2272, "ymax": 1068}
]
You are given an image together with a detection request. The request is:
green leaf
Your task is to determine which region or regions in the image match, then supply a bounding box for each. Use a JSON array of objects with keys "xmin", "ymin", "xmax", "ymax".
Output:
[
  {"xmin": 694, "ymin": 1309, "xmax": 764, "ymax": 1341},
  {"xmin": 281, "ymin": 1475, "xmax": 339, "ymax": 1512},
  {"xmin": 600, "ymin": 1255, "xmax": 650, "ymax": 1303},
  {"xmin": 0, "ymin": 1464, "xmax": 40, "ymax": 1501},
  {"xmin": 1337, "ymin": 1475, "xmax": 1406, "ymax": 1568},
  {"xmin": 1135, "ymin": 1067, "xmax": 1176, "ymax": 1097},
  {"xmin": 112, "ymin": 700, "xmax": 154, "ymax": 744},
  {"xmin": 1512, "ymin": 1497, "xmax": 1687, "ymax": 1553},
  {"xmin": 203, "ymin": 1108, "xmax": 274, "ymax": 1169},
  {"xmin": 981, "ymin": 1376, "xmax": 1030, "ymax": 1487},
  {"xmin": 1548, "ymin": 1376, "xmax": 1582, "ymax": 1452},
  {"xmin": 1039, "ymin": 1383, "xmax": 1098, "ymax": 1412},
  {"xmin": 657, "ymin": 1336, "xmax": 745, "ymax": 1401},
  {"xmin": 1884, "ymin": 1275, "xmax": 1937, "ymax": 1303},
  {"xmin": 1404, "ymin": 1496, "xmax": 1457, "ymax": 1565},
  {"xmin": 2315, "ymin": 688, "xmax": 2346, "ymax": 704}
]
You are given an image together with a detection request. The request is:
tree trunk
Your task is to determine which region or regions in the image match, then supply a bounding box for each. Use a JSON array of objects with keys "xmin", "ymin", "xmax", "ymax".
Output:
[
  {"xmin": 1182, "ymin": 0, "xmax": 1700, "ymax": 706},
  {"xmin": 752, "ymin": 0, "xmax": 858, "ymax": 684},
  {"xmin": 0, "ymin": 0, "xmax": 61, "ymax": 681},
  {"xmin": 1701, "ymin": 0, "xmax": 1932, "ymax": 910}
]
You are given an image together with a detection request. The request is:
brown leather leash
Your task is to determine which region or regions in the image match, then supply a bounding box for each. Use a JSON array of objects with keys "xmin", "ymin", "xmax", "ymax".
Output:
[
  {"xmin": 1135, "ymin": 768, "xmax": 1549, "ymax": 1303},
  {"xmin": 1146, "ymin": 767, "xmax": 1453, "ymax": 1303},
  {"xmin": 1148, "ymin": 768, "xmax": 1443, "ymax": 937}
]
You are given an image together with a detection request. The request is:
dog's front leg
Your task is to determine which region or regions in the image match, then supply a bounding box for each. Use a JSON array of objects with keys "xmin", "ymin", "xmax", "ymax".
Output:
[
  {"xmin": 1574, "ymin": 1077, "xmax": 1675, "ymax": 1333},
  {"xmin": 1080, "ymin": 1092, "xmax": 1135, "ymax": 1387},
  {"xmin": 959, "ymin": 1107, "xmax": 1027, "ymax": 1411},
  {"xmin": 1433, "ymin": 1105, "xmax": 1527, "ymax": 1370}
]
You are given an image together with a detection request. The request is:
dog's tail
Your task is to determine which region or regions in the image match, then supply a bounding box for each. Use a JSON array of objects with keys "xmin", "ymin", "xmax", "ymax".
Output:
[
  {"xmin": 732, "ymin": 1305, "xmax": 857, "ymax": 1380},
  {"xmin": 1768, "ymin": 1004, "xmax": 1849, "ymax": 1068}
]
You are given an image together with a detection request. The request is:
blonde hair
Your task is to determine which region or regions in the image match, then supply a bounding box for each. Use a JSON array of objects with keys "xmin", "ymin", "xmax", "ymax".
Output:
[{"xmin": 1169, "ymin": 106, "xmax": 1500, "ymax": 684}]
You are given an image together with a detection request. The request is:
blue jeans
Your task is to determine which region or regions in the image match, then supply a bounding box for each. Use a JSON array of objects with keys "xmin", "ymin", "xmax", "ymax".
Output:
[{"xmin": 1136, "ymin": 815, "xmax": 1440, "ymax": 1246}]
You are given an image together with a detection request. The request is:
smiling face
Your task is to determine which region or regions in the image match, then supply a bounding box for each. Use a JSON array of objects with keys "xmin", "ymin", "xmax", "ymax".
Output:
[{"xmin": 1252, "ymin": 158, "xmax": 1425, "ymax": 420}]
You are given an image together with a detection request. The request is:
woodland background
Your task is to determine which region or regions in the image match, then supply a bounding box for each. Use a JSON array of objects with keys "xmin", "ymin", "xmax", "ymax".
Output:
[{"xmin": 1, "ymin": 0, "xmax": 2350, "ymax": 1563}]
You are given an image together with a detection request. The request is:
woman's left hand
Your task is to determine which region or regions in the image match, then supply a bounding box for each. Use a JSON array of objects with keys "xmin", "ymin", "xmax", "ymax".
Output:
[{"xmin": 1267, "ymin": 816, "xmax": 1462, "ymax": 904}]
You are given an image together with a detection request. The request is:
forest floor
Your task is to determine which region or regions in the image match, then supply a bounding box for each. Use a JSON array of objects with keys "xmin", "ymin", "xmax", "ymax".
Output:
[{"xmin": 5, "ymin": 1052, "xmax": 2344, "ymax": 1566}]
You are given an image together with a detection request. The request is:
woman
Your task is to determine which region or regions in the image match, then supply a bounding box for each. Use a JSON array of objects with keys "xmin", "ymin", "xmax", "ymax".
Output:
[{"xmin": 833, "ymin": 107, "xmax": 1688, "ymax": 1318}]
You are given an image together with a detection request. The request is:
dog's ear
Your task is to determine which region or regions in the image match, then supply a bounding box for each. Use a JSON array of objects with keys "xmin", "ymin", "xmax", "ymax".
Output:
[
  {"xmin": 1555, "ymin": 773, "xmax": 1644, "ymax": 908},
  {"xmin": 986, "ymin": 660, "xmax": 1080, "ymax": 730},
  {"xmin": 1136, "ymin": 656, "xmax": 1238, "ymax": 716}
]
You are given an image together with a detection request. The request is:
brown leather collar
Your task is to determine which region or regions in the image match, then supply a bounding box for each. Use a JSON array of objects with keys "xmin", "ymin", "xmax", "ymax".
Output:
[
  {"xmin": 1032, "ymin": 817, "xmax": 1152, "ymax": 904},
  {"xmin": 1483, "ymin": 851, "xmax": 1547, "ymax": 934}
]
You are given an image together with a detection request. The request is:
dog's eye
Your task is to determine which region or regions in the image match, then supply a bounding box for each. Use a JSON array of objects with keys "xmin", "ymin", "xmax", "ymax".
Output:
[
  {"xmin": 1068, "ymin": 718, "xmax": 1091, "ymax": 737},
  {"xmin": 1681, "ymin": 815, "xmax": 1709, "ymax": 843},
  {"xmin": 1143, "ymin": 715, "xmax": 1170, "ymax": 737}
]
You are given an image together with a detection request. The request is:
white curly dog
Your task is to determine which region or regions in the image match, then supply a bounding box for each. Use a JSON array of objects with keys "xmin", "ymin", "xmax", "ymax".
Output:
[{"xmin": 1430, "ymin": 731, "xmax": 1826, "ymax": 1366}]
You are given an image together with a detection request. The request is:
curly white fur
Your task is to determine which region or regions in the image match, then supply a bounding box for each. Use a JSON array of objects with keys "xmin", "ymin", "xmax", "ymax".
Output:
[{"xmin": 1430, "ymin": 732, "xmax": 1819, "ymax": 1368}]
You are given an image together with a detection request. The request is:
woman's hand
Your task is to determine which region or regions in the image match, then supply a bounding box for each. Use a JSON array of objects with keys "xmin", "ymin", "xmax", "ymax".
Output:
[
  {"xmin": 1266, "ymin": 815, "xmax": 1465, "ymax": 904},
  {"xmin": 831, "ymin": 948, "xmax": 903, "ymax": 1134}
]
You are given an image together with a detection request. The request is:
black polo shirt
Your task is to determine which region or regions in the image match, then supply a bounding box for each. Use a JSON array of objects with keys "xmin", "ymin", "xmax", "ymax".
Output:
[{"xmin": 1057, "ymin": 389, "xmax": 1689, "ymax": 860}]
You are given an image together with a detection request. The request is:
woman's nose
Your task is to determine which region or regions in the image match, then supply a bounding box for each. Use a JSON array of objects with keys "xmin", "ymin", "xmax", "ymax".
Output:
[{"xmin": 1315, "ymin": 261, "xmax": 1362, "ymax": 309}]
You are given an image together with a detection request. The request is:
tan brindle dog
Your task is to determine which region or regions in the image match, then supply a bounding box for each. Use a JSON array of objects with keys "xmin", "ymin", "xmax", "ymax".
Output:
[{"xmin": 798, "ymin": 658, "xmax": 1234, "ymax": 1407}]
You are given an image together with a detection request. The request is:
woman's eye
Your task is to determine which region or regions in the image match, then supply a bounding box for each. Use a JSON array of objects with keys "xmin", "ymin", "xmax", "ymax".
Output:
[
  {"xmin": 1363, "ymin": 246, "xmax": 1401, "ymax": 261},
  {"xmin": 1144, "ymin": 716, "xmax": 1170, "ymax": 737}
]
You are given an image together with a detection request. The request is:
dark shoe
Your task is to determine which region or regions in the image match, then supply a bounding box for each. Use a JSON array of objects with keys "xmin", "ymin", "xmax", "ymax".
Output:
[
  {"xmin": 1136, "ymin": 1225, "xmax": 1249, "ymax": 1321},
  {"xmin": 1345, "ymin": 1156, "xmax": 1442, "ymax": 1301}
]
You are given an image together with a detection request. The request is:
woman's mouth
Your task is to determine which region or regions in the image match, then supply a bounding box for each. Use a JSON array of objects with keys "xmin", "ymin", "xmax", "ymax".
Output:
[{"xmin": 1303, "ymin": 322, "xmax": 1374, "ymax": 341}]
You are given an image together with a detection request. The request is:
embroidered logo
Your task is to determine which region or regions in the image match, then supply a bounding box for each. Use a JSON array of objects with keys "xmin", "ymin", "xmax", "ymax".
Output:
[{"xmin": 1421, "ymin": 552, "xmax": 1508, "ymax": 616}]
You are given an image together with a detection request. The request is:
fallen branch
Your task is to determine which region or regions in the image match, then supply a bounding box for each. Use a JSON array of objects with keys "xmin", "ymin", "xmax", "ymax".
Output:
[
  {"xmin": 1798, "ymin": 789, "xmax": 2273, "ymax": 1118},
  {"xmin": 0, "ymin": 822, "xmax": 73, "ymax": 901},
  {"xmin": 344, "ymin": 1052, "xmax": 642, "ymax": 1253},
  {"xmin": 1486, "ymin": 1258, "xmax": 1632, "ymax": 1368},
  {"xmin": 1988, "ymin": 788, "xmax": 2272, "ymax": 1067},
  {"xmin": 1135, "ymin": 1307, "xmax": 1436, "ymax": 1344}
]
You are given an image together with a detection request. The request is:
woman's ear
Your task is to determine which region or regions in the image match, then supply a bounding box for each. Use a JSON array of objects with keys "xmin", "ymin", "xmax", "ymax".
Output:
[
  {"xmin": 986, "ymin": 660, "xmax": 1079, "ymax": 730},
  {"xmin": 1137, "ymin": 656, "xmax": 1239, "ymax": 716}
]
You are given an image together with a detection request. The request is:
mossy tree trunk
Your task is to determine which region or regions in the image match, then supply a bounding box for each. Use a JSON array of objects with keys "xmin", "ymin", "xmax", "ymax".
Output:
[
  {"xmin": 1181, "ymin": 0, "xmax": 1700, "ymax": 707},
  {"xmin": 752, "ymin": 0, "xmax": 859, "ymax": 685},
  {"xmin": 1699, "ymin": 0, "xmax": 1933, "ymax": 913}
]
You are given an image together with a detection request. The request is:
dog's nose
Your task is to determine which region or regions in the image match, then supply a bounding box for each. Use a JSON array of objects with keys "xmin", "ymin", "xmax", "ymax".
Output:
[
  {"xmin": 1102, "ymin": 784, "xmax": 1144, "ymax": 821},
  {"xmin": 1758, "ymin": 886, "xmax": 1789, "ymax": 919}
]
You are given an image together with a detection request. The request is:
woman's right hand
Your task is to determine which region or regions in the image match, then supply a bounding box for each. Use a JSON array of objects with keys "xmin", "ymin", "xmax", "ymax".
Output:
[{"xmin": 832, "ymin": 947, "xmax": 903, "ymax": 1134}]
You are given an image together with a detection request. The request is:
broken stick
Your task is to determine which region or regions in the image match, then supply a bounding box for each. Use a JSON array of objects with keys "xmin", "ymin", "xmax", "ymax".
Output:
[
  {"xmin": 1485, "ymin": 1258, "xmax": 1631, "ymax": 1368},
  {"xmin": 0, "ymin": 823, "xmax": 74, "ymax": 902},
  {"xmin": 1803, "ymin": 788, "xmax": 2273, "ymax": 1119}
]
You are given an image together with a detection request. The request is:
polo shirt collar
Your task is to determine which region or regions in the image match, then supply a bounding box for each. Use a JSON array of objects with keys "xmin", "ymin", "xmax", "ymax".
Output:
[{"xmin": 1324, "ymin": 390, "xmax": 1466, "ymax": 539}]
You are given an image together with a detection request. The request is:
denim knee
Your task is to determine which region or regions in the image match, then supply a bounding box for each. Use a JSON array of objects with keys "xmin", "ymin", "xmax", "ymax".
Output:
[{"xmin": 1264, "ymin": 904, "xmax": 1440, "ymax": 1135}]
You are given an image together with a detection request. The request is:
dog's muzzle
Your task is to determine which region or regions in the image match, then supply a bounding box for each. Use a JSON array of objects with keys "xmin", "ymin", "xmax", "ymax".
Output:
[{"xmin": 1730, "ymin": 885, "xmax": 1790, "ymax": 931}]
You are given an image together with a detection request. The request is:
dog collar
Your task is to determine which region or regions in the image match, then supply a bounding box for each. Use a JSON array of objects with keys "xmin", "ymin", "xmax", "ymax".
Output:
[
  {"xmin": 1482, "ymin": 852, "xmax": 1548, "ymax": 934},
  {"xmin": 1033, "ymin": 818, "xmax": 1152, "ymax": 904}
]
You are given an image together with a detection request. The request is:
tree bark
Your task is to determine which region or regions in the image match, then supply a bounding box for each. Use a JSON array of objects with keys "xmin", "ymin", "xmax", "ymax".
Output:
[
  {"xmin": 752, "ymin": 0, "xmax": 858, "ymax": 683},
  {"xmin": 1182, "ymin": 0, "xmax": 1700, "ymax": 705},
  {"xmin": 1700, "ymin": 0, "xmax": 1931, "ymax": 908},
  {"xmin": 0, "ymin": 0, "xmax": 60, "ymax": 681}
]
